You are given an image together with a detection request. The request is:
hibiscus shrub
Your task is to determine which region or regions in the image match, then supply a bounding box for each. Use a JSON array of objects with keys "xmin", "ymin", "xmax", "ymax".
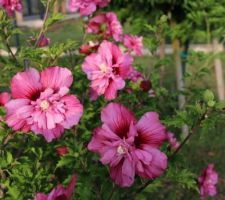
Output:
[{"xmin": 0, "ymin": 1, "xmax": 224, "ymax": 200}]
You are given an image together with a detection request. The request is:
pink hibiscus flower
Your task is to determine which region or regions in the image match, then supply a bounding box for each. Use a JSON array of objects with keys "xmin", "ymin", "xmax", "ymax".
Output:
[
  {"xmin": 0, "ymin": 0, "xmax": 22, "ymax": 16},
  {"xmin": 166, "ymin": 132, "xmax": 180, "ymax": 150},
  {"xmin": 35, "ymin": 175, "xmax": 77, "ymax": 200},
  {"xmin": 198, "ymin": 164, "xmax": 218, "ymax": 200},
  {"xmin": 95, "ymin": 0, "xmax": 110, "ymax": 7},
  {"xmin": 82, "ymin": 40, "xmax": 133, "ymax": 100},
  {"xmin": 127, "ymin": 67, "xmax": 143, "ymax": 82},
  {"xmin": 87, "ymin": 12, "xmax": 123, "ymax": 41},
  {"xmin": 5, "ymin": 67, "xmax": 83, "ymax": 142},
  {"xmin": 68, "ymin": 0, "xmax": 110, "ymax": 16},
  {"xmin": 88, "ymin": 103, "xmax": 167, "ymax": 187},
  {"xmin": 124, "ymin": 35, "xmax": 143, "ymax": 56},
  {"xmin": 0, "ymin": 92, "xmax": 10, "ymax": 106}
]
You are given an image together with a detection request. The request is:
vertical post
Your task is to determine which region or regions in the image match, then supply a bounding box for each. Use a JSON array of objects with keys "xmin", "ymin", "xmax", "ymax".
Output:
[
  {"xmin": 13, "ymin": 16, "xmax": 20, "ymax": 47},
  {"xmin": 26, "ymin": 0, "xmax": 33, "ymax": 15},
  {"xmin": 173, "ymin": 37, "xmax": 189, "ymax": 138},
  {"xmin": 159, "ymin": 38, "xmax": 165, "ymax": 86},
  {"xmin": 173, "ymin": 39, "xmax": 186, "ymax": 109},
  {"xmin": 212, "ymin": 38, "xmax": 225, "ymax": 101}
]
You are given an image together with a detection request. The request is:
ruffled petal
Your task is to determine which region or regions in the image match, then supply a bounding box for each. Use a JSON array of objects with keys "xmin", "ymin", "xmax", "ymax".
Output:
[
  {"xmin": 101, "ymin": 103, "xmax": 136, "ymax": 138},
  {"xmin": 0, "ymin": 92, "xmax": 10, "ymax": 106},
  {"xmin": 60, "ymin": 95, "xmax": 83, "ymax": 129},
  {"xmin": 11, "ymin": 68, "xmax": 41, "ymax": 100},
  {"xmin": 104, "ymin": 78, "xmax": 125, "ymax": 100},
  {"xmin": 134, "ymin": 147, "xmax": 167, "ymax": 179},
  {"xmin": 88, "ymin": 125, "xmax": 119, "ymax": 154},
  {"xmin": 35, "ymin": 193, "xmax": 48, "ymax": 200},
  {"xmin": 65, "ymin": 175, "xmax": 77, "ymax": 199},
  {"xmin": 110, "ymin": 158, "xmax": 135, "ymax": 187},
  {"xmin": 136, "ymin": 112, "xmax": 166, "ymax": 148},
  {"xmin": 31, "ymin": 124, "xmax": 64, "ymax": 142},
  {"xmin": 5, "ymin": 99, "xmax": 32, "ymax": 132},
  {"xmin": 40, "ymin": 66, "xmax": 73, "ymax": 90}
]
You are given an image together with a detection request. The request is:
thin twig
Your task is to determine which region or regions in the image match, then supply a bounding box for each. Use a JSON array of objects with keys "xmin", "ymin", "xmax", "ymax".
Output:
[
  {"xmin": 2, "ymin": 132, "xmax": 17, "ymax": 146},
  {"xmin": 171, "ymin": 113, "xmax": 206, "ymax": 157},
  {"xmin": 2, "ymin": 30, "xmax": 19, "ymax": 65},
  {"xmin": 34, "ymin": 0, "xmax": 51, "ymax": 48},
  {"xmin": 108, "ymin": 184, "xmax": 116, "ymax": 200}
]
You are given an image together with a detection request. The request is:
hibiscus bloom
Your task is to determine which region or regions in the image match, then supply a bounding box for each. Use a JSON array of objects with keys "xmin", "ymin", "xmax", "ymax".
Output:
[
  {"xmin": 0, "ymin": 92, "xmax": 10, "ymax": 106},
  {"xmin": 87, "ymin": 12, "xmax": 123, "ymax": 41},
  {"xmin": 95, "ymin": 0, "xmax": 110, "ymax": 7},
  {"xmin": 82, "ymin": 41, "xmax": 133, "ymax": 100},
  {"xmin": 123, "ymin": 35, "xmax": 143, "ymax": 56},
  {"xmin": 166, "ymin": 132, "xmax": 180, "ymax": 150},
  {"xmin": 68, "ymin": 0, "xmax": 110, "ymax": 16},
  {"xmin": 198, "ymin": 164, "xmax": 218, "ymax": 200},
  {"xmin": 35, "ymin": 175, "xmax": 77, "ymax": 200},
  {"xmin": 5, "ymin": 67, "xmax": 83, "ymax": 142},
  {"xmin": 127, "ymin": 67, "xmax": 143, "ymax": 82},
  {"xmin": 88, "ymin": 103, "xmax": 167, "ymax": 187},
  {"xmin": 0, "ymin": 0, "xmax": 22, "ymax": 16}
]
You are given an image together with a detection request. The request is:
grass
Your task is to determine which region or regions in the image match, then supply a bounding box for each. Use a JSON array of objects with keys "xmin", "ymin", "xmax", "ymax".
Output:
[{"xmin": 11, "ymin": 18, "xmax": 84, "ymax": 46}]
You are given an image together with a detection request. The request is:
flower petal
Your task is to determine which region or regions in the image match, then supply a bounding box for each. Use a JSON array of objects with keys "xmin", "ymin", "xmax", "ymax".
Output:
[
  {"xmin": 65, "ymin": 174, "xmax": 77, "ymax": 199},
  {"xmin": 134, "ymin": 147, "xmax": 167, "ymax": 179},
  {"xmin": 5, "ymin": 99, "xmax": 32, "ymax": 132},
  {"xmin": 101, "ymin": 103, "xmax": 136, "ymax": 138},
  {"xmin": 136, "ymin": 112, "xmax": 166, "ymax": 148},
  {"xmin": 11, "ymin": 68, "xmax": 41, "ymax": 100},
  {"xmin": 35, "ymin": 193, "xmax": 48, "ymax": 200},
  {"xmin": 110, "ymin": 158, "xmax": 135, "ymax": 187},
  {"xmin": 60, "ymin": 95, "xmax": 83, "ymax": 129},
  {"xmin": 40, "ymin": 66, "xmax": 73, "ymax": 90}
]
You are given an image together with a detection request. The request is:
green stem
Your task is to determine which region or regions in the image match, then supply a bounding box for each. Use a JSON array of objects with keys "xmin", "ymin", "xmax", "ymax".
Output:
[
  {"xmin": 34, "ymin": 0, "xmax": 51, "ymax": 48},
  {"xmin": 108, "ymin": 184, "xmax": 116, "ymax": 200}
]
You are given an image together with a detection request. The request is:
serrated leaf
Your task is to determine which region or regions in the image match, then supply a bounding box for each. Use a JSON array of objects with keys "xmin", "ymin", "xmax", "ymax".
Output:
[
  {"xmin": 6, "ymin": 151, "xmax": 13, "ymax": 164},
  {"xmin": 45, "ymin": 13, "xmax": 65, "ymax": 28},
  {"xmin": 56, "ymin": 155, "xmax": 74, "ymax": 168}
]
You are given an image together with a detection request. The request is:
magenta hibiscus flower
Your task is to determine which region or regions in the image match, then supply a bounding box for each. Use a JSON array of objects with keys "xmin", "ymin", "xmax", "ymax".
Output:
[
  {"xmin": 88, "ymin": 103, "xmax": 167, "ymax": 187},
  {"xmin": 5, "ymin": 67, "xmax": 83, "ymax": 142},
  {"xmin": 68, "ymin": 0, "xmax": 110, "ymax": 16},
  {"xmin": 0, "ymin": 0, "xmax": 22, "ymax": 16},
  {"xmin": 0, "ymin": 92, "xmax": 10, "ymax": 106},
  {"xmin": 87, "ymin": 12, "xmax": 123, "ymax": 42},
  {"xmin": 124, "ymin": 35, "xmax": 143, "ymax": 56},
  {"xmin": 198, "ymin": 164, "xmax": 218, "ymax": 200},
  {"xmin": 166, "ymin": 132, "xmax": 180, "ymax": 150},
  {"xmin": 82, "ymin": 40, "xmax": 133, "ymax": 100},
  {"xmin": 35, "ymin": 175, "xmax": 77, "ymax": 200}
]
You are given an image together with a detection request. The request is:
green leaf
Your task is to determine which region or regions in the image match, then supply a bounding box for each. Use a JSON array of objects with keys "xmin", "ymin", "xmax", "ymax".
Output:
[
  {"xmin": 207, "ymin": 100, "xmax": 215, "ymax": 107},
  {"xmin": 56, "ymin": 155, "xmax": 75, "ymax": 168},
  {"xmin": 45, "ymin": 13, "xmax": 65, "ymax": 28},
  {"xmin": 215, "ymin": 101, "xmax": 225, "ymax": 110},
  {"xmin": 203, "ymin": 90, "xmax": 214, "ymax": 102},
  {"xmin": 6, "ymin": 151, "xmax": 13, "ymax": 165}
]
